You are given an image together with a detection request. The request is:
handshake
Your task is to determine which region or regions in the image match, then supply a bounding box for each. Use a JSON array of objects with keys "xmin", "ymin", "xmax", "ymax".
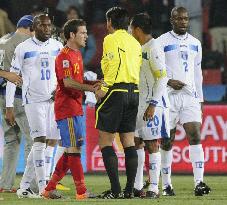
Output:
[{"xmin": 85, "ymin": 79, "xmax": 107, "ymax": 103}]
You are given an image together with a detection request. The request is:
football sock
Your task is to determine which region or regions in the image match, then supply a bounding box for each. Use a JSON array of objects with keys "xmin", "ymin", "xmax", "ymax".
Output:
[
  {"xmin": 145, "ymin": 150, "xmax": 150, "ymax": 177},
  {"xmin": 148, "ymin": 152, "xmax": 161, "ymax": 193},
  {"xmin": 52, "ymin": 145, "xmax": 65, "ymax": 173},
  {"xmin": 160, "ymin": 149, "xmax": 173, "ymax": 189},
  {"xmin": 33, "ymin": 142, "xmax": 46, "ymax": 194},
  {"xmin": 45, "ymin": 146, "xmax": 55, "ymax": 180},
  {"xmin": 124, "ymin": 146, "xmax": 138, "ymax": 194},
  {"xmin": 68, "ymin": 153, "xmax": 87, "ymax": 195},
  {"xmin": 101, "ymin": 146, "xmax": 121, "ymax": 195},
  {"xmin": 20, "ymin": 147, "xmax": 35, "ymax": 190},
  {"xmin": 189, "ymin": 144, "xmax": 204, "ymax": 186},
  {"xmin": 134, "ymin": 148, "xmax": 145, "ymax": 190},
  {"xmin": 45, "ymin": 153, "xmax": 69, "ymax": 191}
]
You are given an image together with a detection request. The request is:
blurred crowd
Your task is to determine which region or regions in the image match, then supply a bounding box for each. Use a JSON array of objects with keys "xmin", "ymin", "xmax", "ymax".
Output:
[{"xmin": 0, "ymin": 0, "xmax": 227, "ymax": 84}]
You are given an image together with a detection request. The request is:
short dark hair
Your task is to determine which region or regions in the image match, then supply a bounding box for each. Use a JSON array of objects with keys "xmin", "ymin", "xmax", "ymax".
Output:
[
  {"xmin": 33, "ymin": 14, "xmax": 50, "ymax": 28},
  {"xmin": 63, "ymin": 19, "xmax": 86, "ymax": 40},
  {"xmin": 171, "ymin": 6, "xmax": 188, "ymax": 18},
  {"xmin": 130, "ymin": 13, "xmax": 152, "ymax": 34},
  {"xmin": 106, "ymin": 7, "xmax": 129, "ymax": 30}
]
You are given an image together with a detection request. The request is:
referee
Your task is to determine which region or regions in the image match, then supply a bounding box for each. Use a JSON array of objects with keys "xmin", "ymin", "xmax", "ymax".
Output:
[{"xmin": 95, "ymin": 7, "xmax": 142, "ymax": 199}]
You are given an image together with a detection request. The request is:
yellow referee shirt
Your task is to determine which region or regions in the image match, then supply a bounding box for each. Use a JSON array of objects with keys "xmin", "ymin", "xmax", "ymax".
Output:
[{"xmin": 101, "ymin": 29, "xmax": 142, "ymax": 92}]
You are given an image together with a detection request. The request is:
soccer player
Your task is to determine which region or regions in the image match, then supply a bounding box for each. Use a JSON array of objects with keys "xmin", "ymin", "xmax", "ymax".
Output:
[
  {"xmin": 156, "ymin": 7, "xmax": 211, "ymax": 196},
  {"xmin": 0, "ymin": 15, "xmax": 34, "ymax": 193},
  {"xmin": 130, "ymin": 13, "xmax": 170, "ymax": 198},
  {"xmin": 95, "ymin": 7, "xmax": 142, "ymax": 199},
  {"xmin": 6, "ymin": 14, "xmax": 63, "ymax": 197},
  {"xmin": 42, "ymin": 19, "xmax": 98, "ymax": 200}
]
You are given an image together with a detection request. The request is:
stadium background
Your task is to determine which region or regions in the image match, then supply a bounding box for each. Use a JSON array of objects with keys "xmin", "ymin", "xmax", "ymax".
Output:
[{"xmin": 0, "ymin": 0, "xmax": 227, "ymax": 175}]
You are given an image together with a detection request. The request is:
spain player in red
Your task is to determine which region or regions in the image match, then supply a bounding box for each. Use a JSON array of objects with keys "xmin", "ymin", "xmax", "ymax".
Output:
[{"xmin": 42, "ymin": 19, "xmax": 98, "ymax": 200}]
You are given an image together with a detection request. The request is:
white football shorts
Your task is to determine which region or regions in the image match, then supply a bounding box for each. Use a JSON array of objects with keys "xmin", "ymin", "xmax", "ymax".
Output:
[
  {"xmin": 135, "ymin": 104, "xmax": 170, "ymax": 140},
  {"xmin": 24, "ymin": 100, "xmax": 60, "ymax": 140},
  {"xmin": 169, "ymin": 92, "xmax": 202, "ymax": 129}
]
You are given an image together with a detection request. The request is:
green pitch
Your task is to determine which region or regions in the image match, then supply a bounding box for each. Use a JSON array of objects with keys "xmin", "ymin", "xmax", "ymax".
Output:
[{"xmin": 0, "ymin": 175, "xmax": 226, "ymax": 205}]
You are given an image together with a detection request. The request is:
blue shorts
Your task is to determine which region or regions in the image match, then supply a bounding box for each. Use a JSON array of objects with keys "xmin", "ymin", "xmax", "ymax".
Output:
[{"xmin": 56, "ymin": 116, "xmax": 85, "ymax": 148}]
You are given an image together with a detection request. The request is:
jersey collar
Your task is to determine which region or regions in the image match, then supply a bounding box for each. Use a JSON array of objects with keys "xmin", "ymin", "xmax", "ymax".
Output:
[
  {"xmin": 169, "ymin": 30, "xmax": 188, "ymax": 40},
  {"xmin": 32, "ymin": 36, "xmax": 50, "ymax": 46},
  {"xmin": 114, "ymin": 29, "xmax": 127, "ymax": 34}
]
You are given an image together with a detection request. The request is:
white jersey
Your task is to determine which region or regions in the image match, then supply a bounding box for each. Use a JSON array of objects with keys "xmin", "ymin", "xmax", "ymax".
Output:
[
  {"xmin": 6, "ymin": 37, "xmax": 63, "ymax": 106},
  {"xmin": 156, "ymin": 30, "xmax": 203, "ymax": 102},
  {"xmin": 139, "ymin": 38, "xmax": 169, "ymax": 108}
]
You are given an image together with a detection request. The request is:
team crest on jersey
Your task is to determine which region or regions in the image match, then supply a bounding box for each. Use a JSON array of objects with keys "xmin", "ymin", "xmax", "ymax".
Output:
[
  {"xmin": 41, "ymin": 58, "xmax": 49, "ymax": 68},
  {"xmin": 180, "ymin": 51, "xmax": 188, "ymax": 61},
  {"xmin": 63, "ymin": 60, "xmax": 69, "ymax": 68},
  {"xmin": 107, "ymin": 52, "xmax": 114, "ymax": 60}
]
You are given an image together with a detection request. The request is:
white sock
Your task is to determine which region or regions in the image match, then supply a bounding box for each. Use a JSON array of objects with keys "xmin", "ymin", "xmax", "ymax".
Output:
[
  {"xmin": 148, "ymin": 152, "xmax": 161, "ymax": 193},
  {"xmin": 20, "ymin": 147, "xmax": 35, "ymax": 190},
  {"xmin": 134, "ymin": 148, "xmax": 145, "ymax": 190},
  {"xmin": 52, "ymin": 145, "xmax": 65, "ymax": 173},
  {"xmin": 33, "ymin": 142, "xmax": 46, "ymax": 194},
  {"xmin": 189, "ymin": 144, "xmax": 204, "ymax": 187},
  {"xmin": 160, "ymin": 149, "xmax": 173, "ymax": 189},
  {"xmin": 45, "ymin": 146, "xmax": 55, "ymax": 180}
]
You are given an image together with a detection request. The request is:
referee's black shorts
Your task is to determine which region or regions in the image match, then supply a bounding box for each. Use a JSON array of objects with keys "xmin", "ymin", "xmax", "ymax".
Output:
[{"xmin": 95, "ymin": 83, "xmax": 139, "ymax": 133}]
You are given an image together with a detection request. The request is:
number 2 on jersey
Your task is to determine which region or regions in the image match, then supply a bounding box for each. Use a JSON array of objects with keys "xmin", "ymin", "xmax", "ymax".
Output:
[{"xmin": 183, "ymin": 62, "xmax": 188, "ymax": 72}]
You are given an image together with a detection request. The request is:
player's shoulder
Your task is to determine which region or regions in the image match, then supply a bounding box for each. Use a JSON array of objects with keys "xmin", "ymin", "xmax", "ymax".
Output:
[
  {"xmin": 143, "ymin": 39, "xmax": 160, "ymax": 53},
  {"xmin": 187, "ymin": 33, "xmax": 201, "ymax": 45},
  {"xmin": 57, "ymin": 47, "xmax": 76, "ymax": 60}
]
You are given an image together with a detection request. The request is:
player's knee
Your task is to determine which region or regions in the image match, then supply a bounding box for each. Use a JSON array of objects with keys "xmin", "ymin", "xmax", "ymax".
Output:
[
  {"xmin": 186, "ymin": 129, "xmax": 201, "ymax": 145},
  {"xmin": 160, "ymin": 138, "xmax": 173, "ymax": 151},
  {"xmin": 134, "ymin": 137, "xmax": 144, "ymax": 149},
  {"xmin": 98, "ymin": 135, "xmax": 114, "ymax": 149},
  {"xmin": 146, "ymin": 140, "xmax": 159, "ymax": 153},
  {"xmin": 189, "ymin": 135, "xmax": 201, "ymax": 145}
]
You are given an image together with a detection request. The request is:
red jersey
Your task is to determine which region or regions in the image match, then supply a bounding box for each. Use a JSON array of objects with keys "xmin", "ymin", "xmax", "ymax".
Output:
[{"xmin": 55, "ymin": 47, "xmax": 84, "ymax": 120}]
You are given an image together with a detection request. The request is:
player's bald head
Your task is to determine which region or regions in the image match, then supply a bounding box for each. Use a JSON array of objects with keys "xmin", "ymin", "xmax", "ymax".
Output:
[{"xmin": 171, "ymin": 7, "xmax": 188, "ymax": 18}]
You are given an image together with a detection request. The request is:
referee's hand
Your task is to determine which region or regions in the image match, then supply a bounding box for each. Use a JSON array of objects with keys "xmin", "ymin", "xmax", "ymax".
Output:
[
  {"xmin": 143, "ymin": 104, "xmax": 155, "ymax": 121},
  {"xmin": 95, "ymin": 89, "xmax": 106, "ymax": 103}
]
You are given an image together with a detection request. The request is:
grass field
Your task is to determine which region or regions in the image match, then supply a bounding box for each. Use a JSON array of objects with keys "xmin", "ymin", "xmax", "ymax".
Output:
[{"xmin": 0, "ymin": 175, "xmax": 226, "ymax": 205}]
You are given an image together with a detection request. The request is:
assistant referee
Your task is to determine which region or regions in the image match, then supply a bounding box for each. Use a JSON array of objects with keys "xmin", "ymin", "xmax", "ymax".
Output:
[{"xmin": 95, "ymin": 7, "xmax": 142, "ymax": 199}]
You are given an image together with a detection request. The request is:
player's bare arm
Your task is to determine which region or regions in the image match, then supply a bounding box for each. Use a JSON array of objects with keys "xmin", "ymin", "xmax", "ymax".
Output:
[
  {"xmin": 167, "ymin": 79, "xmax": 186, "ymax": 90},
  {"xmin": 63, "ymin": 77, "xmax": 97, "ymax": 92}
]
